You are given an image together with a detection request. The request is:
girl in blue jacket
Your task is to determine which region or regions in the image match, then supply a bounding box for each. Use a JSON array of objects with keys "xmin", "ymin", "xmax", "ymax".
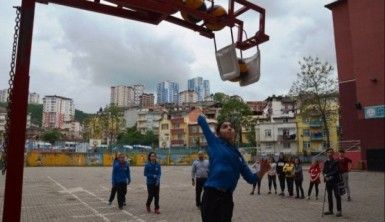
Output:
[
  {"xmin": 144, "ymin": 152, "xmax": 161, "ymax": 214},
  {"xmin": 197, "ymin": 114, "xmax": 268, "ymax": 222},
  {"xmin": 112, "ymin": 153, "xmax": 131, "ymax": 209}
]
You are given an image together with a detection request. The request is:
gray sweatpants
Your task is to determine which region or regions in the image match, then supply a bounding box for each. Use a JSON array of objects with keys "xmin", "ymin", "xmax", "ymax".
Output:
[{"xmin": 342, "ymin": 172, "xmax": 350, "ymax": 197}]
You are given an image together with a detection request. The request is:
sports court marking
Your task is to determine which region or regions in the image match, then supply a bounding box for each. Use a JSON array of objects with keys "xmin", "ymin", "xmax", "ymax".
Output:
[{"xmin": 47, "ymin": 176, "xmax": 145, "ymax": 222}]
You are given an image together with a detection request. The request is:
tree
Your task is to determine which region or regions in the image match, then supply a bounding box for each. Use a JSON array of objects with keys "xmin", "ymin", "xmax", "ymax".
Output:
[
  {"xmin": 217, "ymin": 96, "xmax": 253, "ymax": 146},
  {"xmin": 99, "ymin": 104, "xmax": 126, "ymax": 147},
  {"xmin": 41, "ymin": 130, "xmax": 62, "ymax": 144},
  {"xmin": 212, "ymin": 92, "xmax": 230, "ymax": 105},
  {"xmin": 289, "ymin": 56, "xmax": 338, "ymax": 148}
]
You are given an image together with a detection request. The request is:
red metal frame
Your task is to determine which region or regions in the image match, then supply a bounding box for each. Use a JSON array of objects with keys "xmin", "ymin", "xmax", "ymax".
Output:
[{"xmin": 3, "ymin": 0, "xmax": 269, "ymax": 221}]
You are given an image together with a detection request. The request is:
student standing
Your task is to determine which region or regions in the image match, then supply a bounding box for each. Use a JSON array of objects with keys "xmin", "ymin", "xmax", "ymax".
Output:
[
  {"xmin": 283, "ymin": 156, "xmax": 295, "ymax": 197},
  {"xmin": 276, "ymin": 153, "xmax": 286, "ymax": 196},
  {"xmin": 197, "ymin": 114, "xmax": 269, "ymax": 222},
  {"xmin": 112, "ymin": 153, "xmax": 131, "ymax": 209},
  {"xmin": 323, "ymin": 148, "xmax": 342, "ymax": 217},
  {"xmin": 192, "ymin": 151, "xmax": 209, "ymax": 208},
  {"xmin": 250, "ymin": 158, "xmax": 261, "ymax": 195},
  {"xmin": 307, "ymin": 159, "xmax": 321, "ymax": 200},
  {"xmin": 338, "ymin": 149, "xmax": 352, "ymax": 201},
  {"xmin": 267, "ymin": 156, "xmax": 277, "ymax": 194},
  {"xmin": 108, "ymin": 153, "xmax": 120, "ymax": 205},
  {"xmin": 294, "ymin": 157, "xmax": 305, "ymax": 199},
  {"xmin": 144, "ymin": 152, "xmax": 162, "ymax": 214}
]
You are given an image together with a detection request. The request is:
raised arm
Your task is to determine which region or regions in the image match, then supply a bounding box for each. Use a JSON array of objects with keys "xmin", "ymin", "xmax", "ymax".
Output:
[{"xmin": 197, "ymin": 115, "xmax": 217, "ymax": 146}]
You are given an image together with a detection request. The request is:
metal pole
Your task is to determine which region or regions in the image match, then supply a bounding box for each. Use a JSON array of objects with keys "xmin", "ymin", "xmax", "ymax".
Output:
[{"xmin": 2, "ymin": 0, "xmax": 35, "ymax": 221}]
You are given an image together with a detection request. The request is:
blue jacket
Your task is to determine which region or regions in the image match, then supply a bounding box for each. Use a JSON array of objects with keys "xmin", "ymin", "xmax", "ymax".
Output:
[
  {"xmin": 144, "ymin": 161, "xmax": 161, "ymax": 185},
  {"xmin": 112, "ymin": 161, "xmax": 131, "ymax": 186},
  {"xmin": 198, "ymin": 115, "xmax": 258, "ymax": 192}
]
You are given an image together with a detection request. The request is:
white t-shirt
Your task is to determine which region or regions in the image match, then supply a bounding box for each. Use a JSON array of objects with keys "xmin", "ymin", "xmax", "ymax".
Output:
[{"xmin": 268, "ymin": 162, "xmax": 277, "ymax": 176}]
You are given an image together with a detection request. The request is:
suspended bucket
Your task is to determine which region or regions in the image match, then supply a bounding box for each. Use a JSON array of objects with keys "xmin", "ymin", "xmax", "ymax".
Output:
[{"xmin": 238, "ymin": 46, "xmax": 260, "ymax": 86}]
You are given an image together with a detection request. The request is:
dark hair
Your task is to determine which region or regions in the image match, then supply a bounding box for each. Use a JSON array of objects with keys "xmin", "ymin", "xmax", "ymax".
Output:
[
  {"xmin": 294, "ymin": 157, "xmax": 301, "ymax": 164},
  {"xmin": 147, "ymin": 152, "xmax": 156, "ymax": 162},
  {"xmin": 338, "ymin": 149, "xmax": 345, "ymax": 153},
  {"xmin": 215, "ymin": 120, "xmax": 226, "ymax": 134}
]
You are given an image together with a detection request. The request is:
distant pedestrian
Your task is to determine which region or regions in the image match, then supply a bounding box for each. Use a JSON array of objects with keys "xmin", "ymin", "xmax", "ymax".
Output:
[
  {"xmin": 267, "ymin": 156, "xmax": 277, "ymax": 194},
  {"xmin": 250, "ymin": 158, "xmax": 261, "ymax": 195},
  {"xmin": 144, "ymin": 152, "xmax": 161, "ymax": 214},
  {"xmin": 338, "ymin": 149, "xmax": 352, "ymax": 201},
  {"xmin": 108, "ymin": 152, "xmax": 119, "ymax": 205},
  {"xmin": 112, "ymin": 153, "xmax": 131, "ymax": 209},
  {"xmin": 276, "ymin": 152, "xmax": 286, "ymax": 196},
  {"xmin": 192, "ymin": 151, "xmax": 209, "ymax": 208},
  {"xmin": 283, "ymin": 156, "xmax": 295, "ymax": 197},
  {"xmin": 294, "ymin": 157, "xmax": 305, "ymax": 199},
  {"xmin": 323, "ymin": 148, "xmax": 342, "ymax": 217},
  {"xmin": 307, "ymin": 159, "xmax": 321, "ymax": 200}
]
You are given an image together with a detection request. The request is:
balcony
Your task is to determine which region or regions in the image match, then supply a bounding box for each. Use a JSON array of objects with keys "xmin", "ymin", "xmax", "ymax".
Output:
[
  {"xmin": 170, "ymin": 117, "xmax": 184, "ymax": 124},
  {"xmin": 310, "ymin": 133, "xmax": 324, "ymax": 141},
  {"xmin": 171, "ymin": 139, "xmax": 185, "ymax": 146},
  {"xmin": 309, "ymin": 120, "xmax": 323, "ymax": 127},
  {"xmin": 171, "ymin": 128, "xmax": 185, "ymax": 134},
  {"xmin": 278, "ymin": 134, "xmax": 296, "ymax": 141}
]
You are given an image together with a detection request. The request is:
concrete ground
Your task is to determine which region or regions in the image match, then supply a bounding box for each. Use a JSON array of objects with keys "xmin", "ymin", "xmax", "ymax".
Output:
[{"xmin": 0, "ymin": 166, "xmax": 383, "ymax": 222}]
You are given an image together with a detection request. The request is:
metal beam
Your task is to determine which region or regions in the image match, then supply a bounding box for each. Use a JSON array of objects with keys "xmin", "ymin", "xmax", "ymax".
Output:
[{"xmin": 2, "ymin": 0, "xmax": 35, "ymax": 221}]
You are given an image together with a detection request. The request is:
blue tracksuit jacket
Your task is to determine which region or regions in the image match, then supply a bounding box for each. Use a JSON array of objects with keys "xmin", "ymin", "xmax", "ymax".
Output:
[
  {"xmin": 198, "ymin": 115, "xmax": 258, "ymax": 192},
  {"xmin": 144, "ymin": 161, "xmax": 161, "ymax": 185}
]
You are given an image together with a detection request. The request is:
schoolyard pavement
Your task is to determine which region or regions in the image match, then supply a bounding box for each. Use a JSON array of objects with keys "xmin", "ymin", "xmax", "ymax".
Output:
[{"xmin": 0, "ymin": 166, "xmax": 383, "ymax": 222}]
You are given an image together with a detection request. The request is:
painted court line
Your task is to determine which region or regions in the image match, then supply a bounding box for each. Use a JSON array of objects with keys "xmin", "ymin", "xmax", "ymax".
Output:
[{"xmin": 47, "ymin": 176, "xmax": 110, "ymax": 222}]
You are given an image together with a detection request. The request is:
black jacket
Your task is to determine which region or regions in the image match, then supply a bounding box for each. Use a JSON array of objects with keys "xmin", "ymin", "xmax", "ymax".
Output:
[{"xmin": 323, "ymin": 159, "xmax": 340, "ymax": 185}]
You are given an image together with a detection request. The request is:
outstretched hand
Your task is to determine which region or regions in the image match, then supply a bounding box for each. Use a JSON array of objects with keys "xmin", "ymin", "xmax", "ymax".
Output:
[{"xmin": 257, "ymin": 159, "xmax": 270, "ymax": 179}]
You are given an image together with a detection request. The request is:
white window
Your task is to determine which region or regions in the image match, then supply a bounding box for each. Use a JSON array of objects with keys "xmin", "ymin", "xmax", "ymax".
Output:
[{"xmin": 265, "ymin": 129, "xmax": 272, "ymax": 137}]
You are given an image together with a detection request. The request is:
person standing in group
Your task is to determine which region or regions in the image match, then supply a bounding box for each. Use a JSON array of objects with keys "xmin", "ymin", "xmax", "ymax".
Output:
[
  {"xmin": 250, "ymin": 158, "xmax": 261, "ymax": 195},
  {"xmin": 338, "ymin": 149, "xmax": 353, "ymax": 201},
  {"xmin": 144, "ymin": 152, "xmax": 162, "ymax": 214},
  {"xmin": 276, "ymin": 153, "xmax": 286, "ymax": 196},
  {"xmin": 294, "ymin": 157, "xmax": 305, "ymax": 199},
  {"xmin": 323, "ymin": 148, "xmax": 342, "ymax": 217},
  {"xmin": 112, "ymin": 153, "xmax": 131, "ymax": 210},
  {"xmin": 191, "ymin": 151, "xmax": 209, "ymax": 208},
  {"xmin": 108, "ymin": 152, "xmax": 120, "ymax": 205},
  {"xmin": 283, "ymin": 156, "xmax": 295, "ymax": 197},
  {"xmin": 197, "ymin": 114, "xmax": 269, "ymax": 222},
  {"xmin": 267, "ymin": 156, "xmax": 277, "ymax": 194},
  {"xmin": 307, "ymin": 159, "xmax": 321, "ymax": 200}
]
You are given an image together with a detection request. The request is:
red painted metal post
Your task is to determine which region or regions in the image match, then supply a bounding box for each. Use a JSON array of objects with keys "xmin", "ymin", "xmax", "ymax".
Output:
[{"xmin": 2, "ymin": 0, "xmax": 35, "ymax": 221}]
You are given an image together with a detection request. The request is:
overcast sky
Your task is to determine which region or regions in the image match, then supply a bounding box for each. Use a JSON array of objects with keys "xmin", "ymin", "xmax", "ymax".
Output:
[{"xmin": 0, "ymin": 0, "xmax": 337, "ymax": 113}]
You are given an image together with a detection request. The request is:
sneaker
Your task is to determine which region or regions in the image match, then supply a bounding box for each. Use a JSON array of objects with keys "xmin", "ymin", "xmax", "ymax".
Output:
[
  {"xmin": 250, "ymin": 191, "xmax": 254, "ymax": 195},
  {"xmin": 336, "ymin": 211, "xmax": 342, "ymax": 217},
  {"xmin": 108, "ymin": 201, "xmax": 112, "ymax": 206},
  {"xmin": 123, "ymin": 202, "xmax": 126, "ymax": 206},
  {"xmin": 118, "ymin": 206, "xmax": 123, "ymax": 210},
  {"xmin": 268, "ymin": 191, "xmax": 272, "ymax": 194},
  {"xmin": 154, "ymin": 208, "xmax": 161, "ymax": 214},
  {"xmin": 257, "ymin": 191, "xmax": 260, "ymax": 195},
  {"xmin": 347, "ymin": 196, "xmax": 351, "ymax": 201},
  {"xmin": 307, "ymin": 196, "xmax": 310, "ymax": 200},
  {"xmin": 275, "ymin": 191, "xmax": 277, "ymax": 194},
  {"xmin": 324, "ymin": 211, "xmax": 333, "ymax": 215},
  {"xmin": 279, "ymin": 192, "xmax": 284, "ymax": 196},
  {"xmin": 146, "ymin": 205, "xmax": 151, "ymax": 213}
]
